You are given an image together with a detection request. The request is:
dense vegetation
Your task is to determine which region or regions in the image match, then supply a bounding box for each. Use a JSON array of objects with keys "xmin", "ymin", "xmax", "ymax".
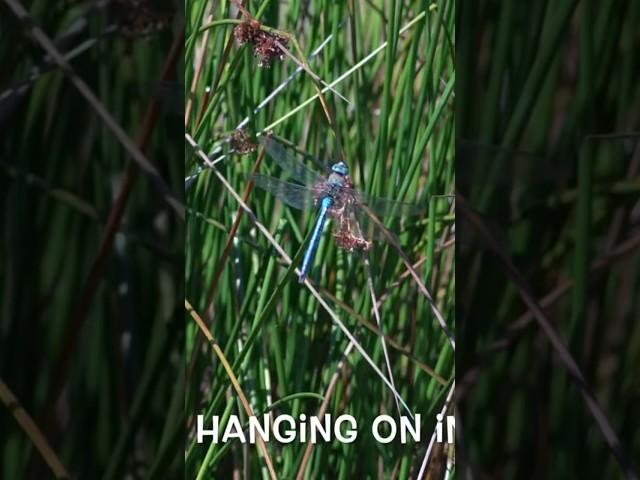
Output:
[
  {"xmin": 185, "ymin": 1, "xmax": 455, "ymax": 478},
  {"xmin": 458, "ymin": 2, "xmax": 640, "ymax": 478},
  {"xmin": 1, "ymin": 1, "xmax": 184, "ymax": 478}
]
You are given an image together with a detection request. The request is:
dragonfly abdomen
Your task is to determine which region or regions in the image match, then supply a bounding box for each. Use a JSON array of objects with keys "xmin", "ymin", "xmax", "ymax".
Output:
[{"xmin": 298, "ymin": 196, "xmax": 333, "ymax": 283}]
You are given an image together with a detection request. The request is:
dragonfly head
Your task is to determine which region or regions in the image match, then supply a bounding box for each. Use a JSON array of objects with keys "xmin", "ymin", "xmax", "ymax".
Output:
[{"xmin": 331, "ymin": 162, "xmax": 348, "ymax": 176}]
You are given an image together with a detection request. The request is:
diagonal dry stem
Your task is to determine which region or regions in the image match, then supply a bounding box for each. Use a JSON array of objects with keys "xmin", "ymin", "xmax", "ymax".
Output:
[
  {"xmin": 185, "ymin": 300, "xmax": 277, "ymax": 480},
  {"xmin": 0, "ymin": 380, "xmax": 70, "ymax": 479},
  {"xmin": 364, "ymin": 257, "xmax": 402, "ymax": 417}
]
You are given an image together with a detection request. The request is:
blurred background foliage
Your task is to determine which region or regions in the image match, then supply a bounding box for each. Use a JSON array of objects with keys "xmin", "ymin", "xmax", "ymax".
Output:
[
  {"xmin": 0, "ymin": 0, "xmax": 184, "ymax": 478},
  {"xmin": 185, "ymin": 0, "xmax": 454, "ymax": 478},
  {"xmin": 457, "ymin": 1, "xmax": 640, "ymax": 478}
]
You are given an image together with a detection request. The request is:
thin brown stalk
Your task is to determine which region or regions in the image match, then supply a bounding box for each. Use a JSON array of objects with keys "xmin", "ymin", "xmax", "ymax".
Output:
[
  {"xmin": 0, "ymin": 380, "xmax": 70, "ymax": 479},
  {"xmin": 185, "ymin": 300, "xmax": 278, "ymax": 480}
]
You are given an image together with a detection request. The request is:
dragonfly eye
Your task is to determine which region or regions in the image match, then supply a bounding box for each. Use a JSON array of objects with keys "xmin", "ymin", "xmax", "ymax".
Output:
[{"xmin": 331, "ymin": 162, "xmax": 348, "ymax": 176}]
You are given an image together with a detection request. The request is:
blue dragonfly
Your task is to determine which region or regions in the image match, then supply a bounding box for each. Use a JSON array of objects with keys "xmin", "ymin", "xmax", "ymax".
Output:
[{"xmin": 250, "ymin": 136, "xmax": 425, "ymax": 283}]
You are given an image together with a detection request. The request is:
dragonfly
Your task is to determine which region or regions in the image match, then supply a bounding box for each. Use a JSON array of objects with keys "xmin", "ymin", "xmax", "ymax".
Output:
[{"xmin": 250, "ymin": 136, "xmax": 425, "ymax": 282}]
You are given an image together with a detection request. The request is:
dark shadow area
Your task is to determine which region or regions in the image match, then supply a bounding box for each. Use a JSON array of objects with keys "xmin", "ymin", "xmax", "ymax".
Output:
[
  {"xmin": 456, "ymin": 1, "xmax": 640, "ymax": 479},
  {"xmin": 0, "ymin": 1, "xmax": 184, "ymax": 478}
]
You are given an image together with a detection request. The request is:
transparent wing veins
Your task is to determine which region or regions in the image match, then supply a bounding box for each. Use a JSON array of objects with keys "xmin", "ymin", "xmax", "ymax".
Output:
[
  {"xmin": 250, "ymin": 174, "xmax": 316, "ymax": 211},
  {"xmin": 259, "ymin": 136, "xmax": 325, "ymax": 186}
]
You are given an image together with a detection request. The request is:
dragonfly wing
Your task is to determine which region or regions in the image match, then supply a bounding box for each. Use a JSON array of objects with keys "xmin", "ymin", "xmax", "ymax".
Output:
[
  {"xmin": 351, "ymin": 189, "xmax": 426, "ymax": 217},
  {"xmin": 259, "ymin": 136, "xmax": 325, "ymax": 186},
  {"xmin": 330, "ymin": 202, "xmax": 399, "ymax": 246},
  {"xmin": 250, "ymin": 174, "xmax": 316, "ymax": 210},
  {"xmin": 328, "ymin": 189, "xmax": 429, "ymax": 246}
]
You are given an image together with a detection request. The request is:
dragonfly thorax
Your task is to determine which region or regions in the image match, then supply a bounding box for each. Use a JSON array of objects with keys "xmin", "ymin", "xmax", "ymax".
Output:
[
  {"xmin": 331, "ymin": 162, "xmax": 348, "ymax": 176},
  {"xmin": 326, "ymin": 162, "xmax": 349, "ymax": 189}
]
